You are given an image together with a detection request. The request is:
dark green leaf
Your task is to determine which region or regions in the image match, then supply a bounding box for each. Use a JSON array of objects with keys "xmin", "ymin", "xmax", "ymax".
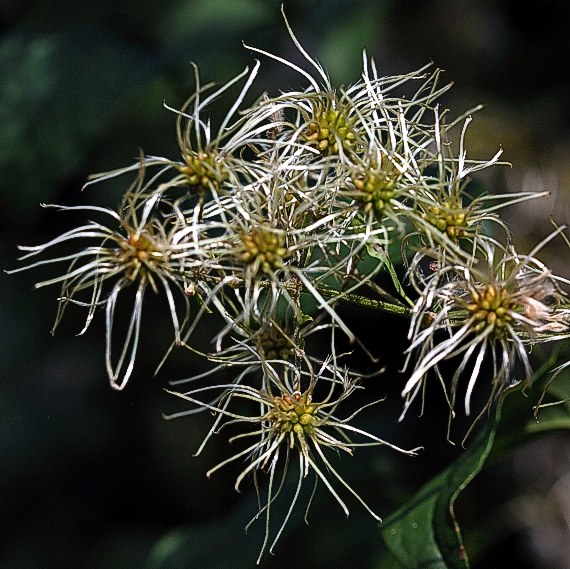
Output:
[
  {"xmin": 492, "ymin": 361, "xmax": 570, "ymax": 457},
  {"xmin": 381, "ymin": 361, "xmax": 570, "ymax": 569},
  {"xmin": 381, "ymin": 408, "xmax": 498, "ymax": 569}
]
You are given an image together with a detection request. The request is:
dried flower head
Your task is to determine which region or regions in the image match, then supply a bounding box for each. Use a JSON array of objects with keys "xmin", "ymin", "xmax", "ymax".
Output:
[
  {"xmin": 83, "ymin": 60, "xmax": 274, "ymax": 215},
  {"xmin": 402, "ymin": 235, "xmax": 570, "ymax": 420},
  {"xmin": 9, "ymin": 165, "xmax": 199, "ymax": 389},
  {"xmin": 165, "ymin": 353, "xmax": 420, "ymax": 564}
]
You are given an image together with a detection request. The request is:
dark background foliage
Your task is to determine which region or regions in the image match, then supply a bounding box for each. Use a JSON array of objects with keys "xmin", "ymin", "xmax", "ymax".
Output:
[{"xmin": 1, "ymin": 1, "xmax": 569, "ymax": 568}]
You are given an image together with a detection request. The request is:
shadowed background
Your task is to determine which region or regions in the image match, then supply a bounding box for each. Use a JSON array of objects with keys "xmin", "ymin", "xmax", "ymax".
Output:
[{"xmin": 1, "ymin": 1, "xmax": 569, "ymax": 568}]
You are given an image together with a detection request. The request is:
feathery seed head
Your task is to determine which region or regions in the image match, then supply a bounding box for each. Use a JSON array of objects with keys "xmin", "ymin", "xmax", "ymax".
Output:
[
  {"xmin": 466, "ymin": 284, "xmax": 515, "ymax": 334},
  {"xmin": 240, "ymin": 227, "xmax": 289, "ymax": 275},
  {"xmin": 304, "ymin": 100, "xmax": 359, "ymax": 156},
  {"xmin": 402, "ymin": 238, "xmax": 570, "ymax": 419},
  {"xmin": 349, "ymin": 161, "xmax": 400, "ymax": 217},
  {"xmin": 423, "ymin": 199, "xmax": 469, "ymax": 241},
  {"xmin": 177, "ymin": 150, "xmax": 227, "ymax": 195}
]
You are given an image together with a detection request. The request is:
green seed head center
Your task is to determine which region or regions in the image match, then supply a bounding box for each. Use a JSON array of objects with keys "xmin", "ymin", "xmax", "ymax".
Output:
[
  {"xmin": 269, "ymin": 392, "xmax": 318, "ymax": 441},
  {"xmin": 467, "ymin": 285, "xmax": 515, "ymax": 332},
  {"xmin": 424, "ymin": 200, "xmax": 468, "ymax": 240},
  {"xmin": 304, "ymin": 105, "xmax": 357, "ymax": 155},
  {"xmin": 241, "ymin": 228, "xmax": 288, "ymax": 274},
  {"xmin": 178, "ymin": 151, "xmax": 226, "ymax": 194},
  {"xmin": 257, "ymin": 327, "xmax": 293, "ymax": 361},
  {"xmin": 351, "ymin": 169, "xmax": 398, "ymax": 216}
]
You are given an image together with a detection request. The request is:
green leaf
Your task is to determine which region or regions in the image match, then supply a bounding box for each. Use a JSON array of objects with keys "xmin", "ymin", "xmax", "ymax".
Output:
[
  {"xmin": 380, "ymin": 361, "xmax": 570, "ymax": 569},
  {"xmin": 380, "ymin": 408, "xmax": 498, "ymax": 569},
  {"xmin": 492, "ymin": 360, "xmax": 570, "ymax": 457},
  {"xmin": 145, "ymin": 508, "xmax": 257, "ymax": 569}
]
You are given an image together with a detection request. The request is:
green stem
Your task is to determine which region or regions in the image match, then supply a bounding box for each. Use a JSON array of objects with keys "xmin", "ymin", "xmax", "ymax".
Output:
[
  {"xmin": 316, "ymin": 283, "xmax": 413, "ymax": 318},
  {"xmin": 229, "ymin": 275, "xmax": 414, "ymax": 319}
]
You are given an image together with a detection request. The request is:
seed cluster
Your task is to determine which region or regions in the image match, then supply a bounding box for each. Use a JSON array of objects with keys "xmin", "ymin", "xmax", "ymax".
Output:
[
  {"xmin": 178, "ymin": 151, "xmax": 226, "ymax": 194},
  {"xmin": 240, "ymin": 228, "xmax": 288, "ymax": 275},
  {"xmin": 256, "ymin": 327, "xmax": 294, "ymax": 361},
  {"xmin": 424, "ymin": 201, "xmax": 468, "ymax": 240},
  {"xmin": 304, "ymin": 106, "xmax": 357, "ymax": 155},
  {"xmin": 351, "ymin": 169, "xmax": 399, "ymax": 216},
  {"xmin": 268, "ymin": 392, "xmax": 318, "ymax": 442},
  {"xmin": 118, "ymin": 231, "xmax": 164, "ymax": 280},
  {"xmin": 467, "ymin": 284, "xmax": 515, "ymax": 333}
]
